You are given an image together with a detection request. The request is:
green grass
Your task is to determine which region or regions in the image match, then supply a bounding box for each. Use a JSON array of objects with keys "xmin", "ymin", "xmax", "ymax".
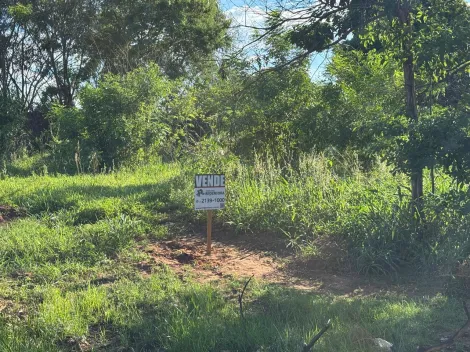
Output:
[
  {"xmin": 208, "ymin": 152, "xmax": 469, "ymax": 274},
  {"xmin": 0, "ymin": 158, "xmax": 468, "ymax": 351}
]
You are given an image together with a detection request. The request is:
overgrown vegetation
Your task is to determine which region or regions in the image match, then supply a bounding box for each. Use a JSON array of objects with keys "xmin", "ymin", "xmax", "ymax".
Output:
[
  {"xmin": 1, "ymin": 0, "xmax": 470, "ymax": 350},
  {"xmin": 0, "ymin": 162, "xmax": 468, "ymax": 351}
]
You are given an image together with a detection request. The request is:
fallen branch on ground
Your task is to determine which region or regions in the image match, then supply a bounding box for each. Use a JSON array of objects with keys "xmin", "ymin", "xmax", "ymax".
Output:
[
  {"xmin": 417, "ymin": 301, "xmax": 470, "ymax": 352},
  {"xmin": 302, "ymin": 319, "xmax": 332, "ymax": 352}
]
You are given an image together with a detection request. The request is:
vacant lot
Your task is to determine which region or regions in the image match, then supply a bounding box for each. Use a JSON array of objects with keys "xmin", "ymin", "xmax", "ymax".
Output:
[{"xmin": 0, "ymin": 163, "xmax": 468, "ymax": 352}]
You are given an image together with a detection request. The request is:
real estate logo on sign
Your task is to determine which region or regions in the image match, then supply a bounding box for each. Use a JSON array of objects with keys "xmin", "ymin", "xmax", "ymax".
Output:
[{"xmin": 194, "ymin": 174, "xmax": 225, "ymax": 211}]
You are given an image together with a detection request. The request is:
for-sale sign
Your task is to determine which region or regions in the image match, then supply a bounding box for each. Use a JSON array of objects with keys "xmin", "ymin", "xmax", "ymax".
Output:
[{"xmin": 194, "ymin": 174, "xmax": 225, "ymax": 210}]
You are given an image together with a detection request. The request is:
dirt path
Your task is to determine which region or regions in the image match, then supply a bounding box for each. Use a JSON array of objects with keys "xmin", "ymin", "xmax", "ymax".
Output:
[{"xmin": 140, "ymin": 234, "xmax": 441, "ymax": 298}]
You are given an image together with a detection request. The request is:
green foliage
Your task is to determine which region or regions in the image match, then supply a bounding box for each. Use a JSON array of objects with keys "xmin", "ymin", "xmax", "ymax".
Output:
[
  {"xmin": 0, "ymin": 0, "xmax": 230, "ymax": 161},
  {"xmin": 48, "ymin": 64, "xmax": 198, "ymax": 171},
  {"xmin": 0, "ymin": 163, "xmax": 468, "ymax": 351},
  {"xmin": 318, "ymin": 48, "xmax": 405, "ymax": 163},
  {"xmin": 0, "ymin": 97, "xmax": 29, "ymax": 161},
  {"xmin": 186, "ymin": 151, "xmax": 468, "ymax": 274},
  {"xmin": 184, "ymin": 136, "xmax": 240, "ymax": 175},
  {"xmin": 309, "ymin": 41, "xmax": 470, "ymax": 185},
  {"xmin": 6, "ymin": 141, "xmax": 470, "ymax": 276},
  {"xmin": 264, "ymin": 0, "xmax": 470, "ymax": 212},
  {"xmin": 95, "ymin": 0, "xmax": 230, "ymax": 77},
  {"xmin": 201, "ymin": 65, "xmax": 315, "ymax": 163}
]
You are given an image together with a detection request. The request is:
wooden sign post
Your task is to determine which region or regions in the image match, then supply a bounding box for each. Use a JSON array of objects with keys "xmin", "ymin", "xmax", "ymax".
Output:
[
  {"xmin": 194, "ymin": 174, "xmax": 225, "ymax": 255},
  {"xmin": 206, "ymin": 210, "xmax": 213, "ymax": 255}
]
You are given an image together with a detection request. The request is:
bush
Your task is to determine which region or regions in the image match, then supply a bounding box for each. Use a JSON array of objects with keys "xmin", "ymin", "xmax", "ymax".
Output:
[
  {"xmin": 48, "ymin": 64, "xmax": 200, "ymax": 172},
  {"xmin": 0, "ymin": 97, "xmax": 29, "ymax": 162}
]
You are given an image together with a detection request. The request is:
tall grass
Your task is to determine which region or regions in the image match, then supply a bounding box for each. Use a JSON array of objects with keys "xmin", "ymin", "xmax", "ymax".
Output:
[
  {"xmin": 0, "ymin": 154, "xmax": 469, "ymax": 351},
  {"xmin": 4, "ymin": 149, "xmax": 469, "ymax": 275},
  {"xmin": 184, "ymin": 147, "xmax": 470, "ymax": 274}
]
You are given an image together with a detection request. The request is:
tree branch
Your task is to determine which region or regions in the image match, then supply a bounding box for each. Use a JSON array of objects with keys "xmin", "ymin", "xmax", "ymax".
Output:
[
  {"xmin": 258, "ymin": 27, "xmax": 353, "ymax": 74},
  {"xmin": 302, "ymin": 319, "xmax": 332, "ymax": 352},
  {"xmin": 448, "ymin": 60, "xmax": 470, "ymax": 75},
  {"xmin": 417, "ymin": 301, "xmax": 470, "ymax": 352},
  {"xmin": 417, "ymin": 60, "xmax": 470, "ymax": 92}
]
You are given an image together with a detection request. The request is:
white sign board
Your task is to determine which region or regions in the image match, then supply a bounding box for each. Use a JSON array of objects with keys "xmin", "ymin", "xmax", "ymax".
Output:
[{"xmin": 194, "ymin": 174, "xmax": 225, "ymax": 211}]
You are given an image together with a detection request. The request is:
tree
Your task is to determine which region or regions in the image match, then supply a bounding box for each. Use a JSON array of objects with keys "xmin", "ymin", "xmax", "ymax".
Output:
[
  {"xmin": 295, "ymin": 48, "xmax": 403, "ymax": 159},
  {"xmin": 48, "ymin": 64, "xmax": 203, "ymax": 170},
  {"xmin": 0, "ymin": 0, "xmax": 15, "ymax": 100},
  {"xmin": 1, "ymin": 2, "xmax": 48, "ymax": 110},
  {"xmin": 7, "ymin": 0, "xmax": 230, "ymax": 106},
  {"xmin": 93, "ymin": 0, "xmax": 230, "ymax": 78},
  {"xmin": 243, "ymin": 0, "xmax": 470, "ymax": 216},
  {"xmin": 197, "ymin": 34, "xmax": 315, "ymax": 162},
  {"xmin": 0, "ymin": 2, "xmax": 50, "ymax": 160},
  {"xmin": 0, "ymin": 0, "xmax": 231, "ymax": 161},
  {"xmin": 15, "ymin": 0, "xmax": 101, "ymax": 107}
]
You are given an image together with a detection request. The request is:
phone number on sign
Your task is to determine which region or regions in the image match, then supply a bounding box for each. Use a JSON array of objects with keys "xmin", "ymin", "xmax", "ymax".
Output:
[{"xmin": 198, "ymin": 198, "xmax": 225, "ymax": 203}]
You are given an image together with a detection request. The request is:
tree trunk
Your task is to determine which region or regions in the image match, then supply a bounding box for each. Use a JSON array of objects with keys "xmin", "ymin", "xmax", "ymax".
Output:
[
  {"xmin": 0, "ymin": 38, "xmax": 7, "ymax": 100},
  {"xmin": 61, "ymin": 37, "xmax": 74, "ymax": 107},
  {"xmin": 400, "ymin": 1, "xmax": 424, "ymax": 218},
  {"xmin": 403, "ymin": 51, "xmax": 424, "ymax": 216}
]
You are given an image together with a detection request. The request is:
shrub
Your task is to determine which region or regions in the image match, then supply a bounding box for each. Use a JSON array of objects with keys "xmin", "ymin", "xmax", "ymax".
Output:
[
  {"xmin": 48, "ymin": 64, "xmax": 200, "ymax": 172},
  {"xmin": 0, "ymin": 97, "xmax": 29, "ymax": 162}
]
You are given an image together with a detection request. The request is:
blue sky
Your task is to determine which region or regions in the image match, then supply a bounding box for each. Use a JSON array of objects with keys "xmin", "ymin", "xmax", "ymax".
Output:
[{"xmin": 221, "ymin": 0, "xmax": 330, "ymax": 79}]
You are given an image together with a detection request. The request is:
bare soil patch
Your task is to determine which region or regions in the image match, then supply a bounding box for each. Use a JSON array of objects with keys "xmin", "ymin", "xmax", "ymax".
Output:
[
  {"xmin": 141, "ymin": 233, "xmax": 442, "ymax": 297},
  {"xmin": 0, "ymin": 205, "xmax": 25, "ymax": 223},
  {"xmin": 145, "ymin": 237, "xmax": 282, "ymax": 284}
]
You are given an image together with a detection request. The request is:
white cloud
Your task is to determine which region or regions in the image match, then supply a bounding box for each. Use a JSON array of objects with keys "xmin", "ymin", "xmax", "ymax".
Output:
[
  {"xmin": 226, "ymin": 5, "xmax": 267, "ymax": 28},
  {"xmin": 225, "ymin": 4, "xmax": 314, "ymax": 50},
  {"xmin": 225, "ymin": 6, "xmax": 268, "ymax": 51}
]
